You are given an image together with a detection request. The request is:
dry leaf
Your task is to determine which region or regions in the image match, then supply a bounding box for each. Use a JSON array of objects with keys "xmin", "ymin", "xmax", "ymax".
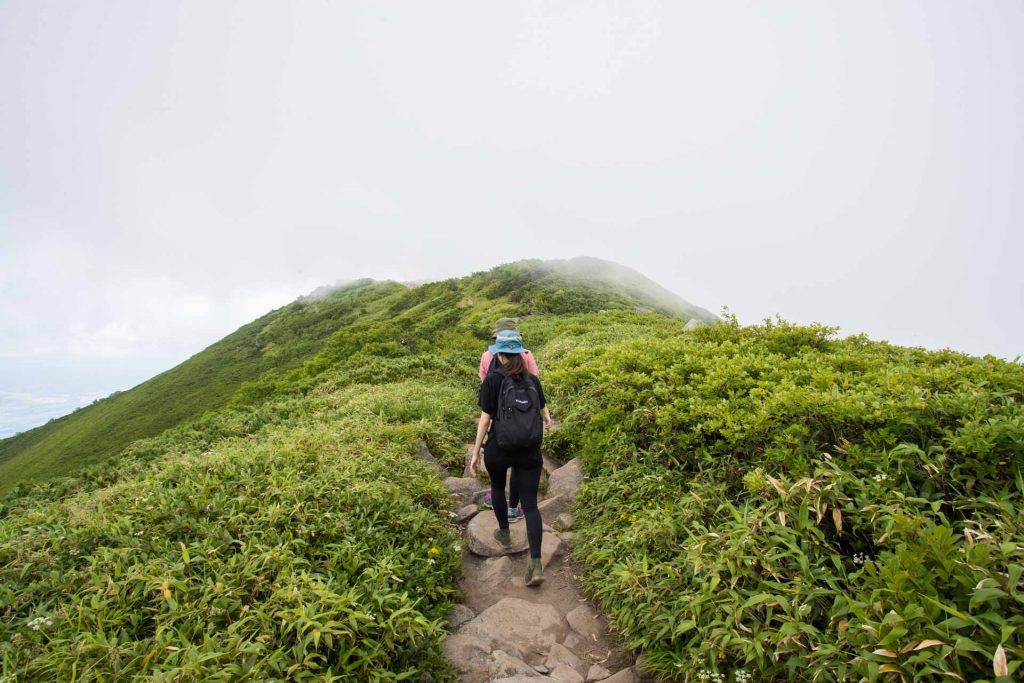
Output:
[
  {"xmin": 833, "ymin": 508, "xmax": 843, "ymax": 533},
  {"xmin": 779, "ymin": 511, "xmax": 787, "ymax": 526},
  {"xmin": 994, "ymin": 644, "xmax": 1008, "ymax": 677},
  {"xmin": 878, "ymin": 664, "xmax": 904, "ymax": 675},
  {"xmin": 912, "ymin": 640, "xmax": 945, "ymax": 651},
  {"xmin": 873, "ymin": 648, "xmax": 898, "ymax": 658}
]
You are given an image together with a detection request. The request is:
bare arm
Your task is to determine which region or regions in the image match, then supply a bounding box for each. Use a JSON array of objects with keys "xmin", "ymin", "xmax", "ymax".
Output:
[{"xmin": 469, "ymin": 411, "xmax": 491, "ymax": 477}]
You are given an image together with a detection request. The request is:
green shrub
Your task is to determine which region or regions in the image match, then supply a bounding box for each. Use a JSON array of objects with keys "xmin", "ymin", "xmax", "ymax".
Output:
[
  {"xmin": 544, "ymin": 317, "xmax": 1024, "ymax": 681},
  {"xmin": 0, "ymin": 382, "xmax": 469, "ymax": 681}
]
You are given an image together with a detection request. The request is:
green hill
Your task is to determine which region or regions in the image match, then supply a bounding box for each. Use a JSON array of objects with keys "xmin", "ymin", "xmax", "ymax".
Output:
[
  {"xmin": 0, "ymin": 258, "xmax": 711, "ymax": 494},
  {"xmin": 0, "ymin": 279, "xmax": 406, "ymax": 492},
  {"xmin": 2, "ymin": 258, "xmax": 1022, "ymax": 681}
]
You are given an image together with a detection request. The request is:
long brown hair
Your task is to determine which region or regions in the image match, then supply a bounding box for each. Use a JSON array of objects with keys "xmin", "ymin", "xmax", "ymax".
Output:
[{"xmin": 499, "ymin": 352, "xmax": 527, "ymax": 379}]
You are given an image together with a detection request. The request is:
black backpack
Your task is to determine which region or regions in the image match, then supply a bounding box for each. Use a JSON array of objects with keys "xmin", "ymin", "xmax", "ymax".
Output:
[{"xmin": 493, "ymin": 369, "xmax": 543, "ymax": 451}]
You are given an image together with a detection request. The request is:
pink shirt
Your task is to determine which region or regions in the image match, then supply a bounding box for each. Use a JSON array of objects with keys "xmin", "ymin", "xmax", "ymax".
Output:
[{"xmin": 479, "ymin": 349, "xmax": 539, "ymax": 381}]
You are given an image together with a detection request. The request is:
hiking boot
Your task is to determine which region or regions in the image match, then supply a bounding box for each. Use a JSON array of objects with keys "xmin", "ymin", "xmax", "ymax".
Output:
[
  {"xmin": 507, "ymin": 505, "xmax": 524, "ymax": 523},
  {"xmin": 525, "ymin": 558, "xmax": 544, "ymax": 587},
  {"xmin": 493, "ymin": 527, "xmax": 512, "ymax": 547}
]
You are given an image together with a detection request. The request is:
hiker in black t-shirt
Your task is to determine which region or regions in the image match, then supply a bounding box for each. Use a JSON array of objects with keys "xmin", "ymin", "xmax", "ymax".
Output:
[{"xmin": 470, "ymin": 331, "xmax": 553, "ymax": 586}]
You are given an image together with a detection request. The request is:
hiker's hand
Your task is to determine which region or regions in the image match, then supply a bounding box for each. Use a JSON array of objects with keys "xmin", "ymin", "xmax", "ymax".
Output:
[
  {"xmin": 469, "ymin": 447, "xmax": 482, "ymax": 477},
  {"xmin": 543, "ymin": 415, "xmax": 554, "ymax": 430}
]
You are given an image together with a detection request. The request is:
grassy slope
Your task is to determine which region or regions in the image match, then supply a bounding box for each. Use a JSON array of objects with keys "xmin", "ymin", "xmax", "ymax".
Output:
[
  {"xmin": 0, "ymin": 258, "xmax": 694, "ymax": 494},
  {"xmin": 3, "ymin": 259, "xmax": 1022, "ymax": 680},
  {"xmin": 0, "ymin": 280, "xmax": 406, "ymax": 492},
  {"xmin": 0, "ymin": 260, "xmax": 697, "ymax": 680}
]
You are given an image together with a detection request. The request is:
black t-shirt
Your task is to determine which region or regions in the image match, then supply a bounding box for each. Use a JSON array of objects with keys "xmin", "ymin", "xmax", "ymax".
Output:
[{"xmin": 478, "ymin": 367, "xmax": 546, "ymax": 463}]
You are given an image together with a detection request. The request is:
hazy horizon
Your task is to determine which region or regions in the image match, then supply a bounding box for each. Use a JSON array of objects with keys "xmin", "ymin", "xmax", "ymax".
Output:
[{"xmin": 3, "ymin": 1, "xmax": 1023, "ymax": 437}]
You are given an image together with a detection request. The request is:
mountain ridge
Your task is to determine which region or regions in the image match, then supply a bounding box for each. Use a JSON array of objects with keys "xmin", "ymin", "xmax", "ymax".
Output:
[{"xmin": 0, "ymin": 258, "xmax": 712, "ymax": 493}]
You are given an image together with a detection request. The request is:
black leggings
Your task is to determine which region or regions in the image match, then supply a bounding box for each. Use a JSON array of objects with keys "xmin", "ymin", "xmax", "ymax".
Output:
[{"xmin": 485, "ymin": 460, "xmax": 542, "ymax": 559}]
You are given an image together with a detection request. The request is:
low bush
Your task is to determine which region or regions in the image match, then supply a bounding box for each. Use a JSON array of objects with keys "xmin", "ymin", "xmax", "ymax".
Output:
[
  {"xmin": 0, "ymin": 382, "xmax": 469, "ymax": 681},
  {"xmin": 545, "ymin": 316, "xmax": 1024, "ymax": 682}
]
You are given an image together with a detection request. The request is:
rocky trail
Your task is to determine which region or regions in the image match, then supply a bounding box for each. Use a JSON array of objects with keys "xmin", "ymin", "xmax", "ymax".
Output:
[{"xmin": 438, "ymin": 446, "xmax": 645, "ymax": 683}]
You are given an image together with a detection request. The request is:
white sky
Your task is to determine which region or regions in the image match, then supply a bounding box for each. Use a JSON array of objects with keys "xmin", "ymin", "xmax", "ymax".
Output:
[{"xmin": 2, "ymin": 1, "xmax": 1023, "ymax": 437}]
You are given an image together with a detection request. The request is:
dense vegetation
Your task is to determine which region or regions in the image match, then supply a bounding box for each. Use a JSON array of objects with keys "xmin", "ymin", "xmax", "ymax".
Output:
[
  {"xmin": 542, "ymin": 315, "xmax": 1024, "ymax": 682},
  {"xmin": 0, "ymin": 259, "xmax": 703, "ymax": 680},
  {"xmin": 3, "ymin": 258, "xmax": 1021, "ymax": 680}
]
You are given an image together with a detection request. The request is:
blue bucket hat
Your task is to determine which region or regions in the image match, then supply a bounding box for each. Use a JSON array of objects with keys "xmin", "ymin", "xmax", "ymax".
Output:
[{"xmin": 489, "ymin": 329, "xmax": 525, "ymax": 355}]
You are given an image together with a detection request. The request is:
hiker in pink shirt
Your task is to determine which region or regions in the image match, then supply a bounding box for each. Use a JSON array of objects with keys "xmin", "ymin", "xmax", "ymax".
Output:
[
  {"xmin": 478, "ymin": 319, "xmax": 539, "ymax": 519},
  {"xmin": 479, "ymin": 344, "xmax": 539, "ymax": 381}
]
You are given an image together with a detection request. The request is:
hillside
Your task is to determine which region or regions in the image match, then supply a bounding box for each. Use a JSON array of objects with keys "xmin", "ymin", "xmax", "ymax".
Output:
[
  {"xmin": 2, "ymin": 259, "xmax": 1022, "ymax": 681},
  {"xmin": 0, "ymin": 279, "xmax": 407, "ymax": 492},
  {"xmin": 0, "ymin": 258, "xmax": 709, "ymax": 495}
]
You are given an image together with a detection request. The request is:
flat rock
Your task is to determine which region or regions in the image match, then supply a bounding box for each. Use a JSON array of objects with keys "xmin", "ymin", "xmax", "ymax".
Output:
[
  {"xmin": 549, "ymin": 665, "xmax": 585, "ymax": 683},
  {"xmin": 562, "ymin": 632, "xmax": 587, "ymax": 652},
  {"xmin": 466, "ymin": 510, "xmax": 529, "ymax": 556},
  {"xmin": 541, "ymin": 533, "xmax": 565, "ymax": 569},
  {"xmin": 602, "ymin": 669, "xmax": 637, "ymax": 683},
  {"xmin": 446, "ymin": 477, "xmax": 489, "ymax": 507},
  {"xmin": 447, "ymin": 604, "xmax": 475, "ymax": 631},
  {"xmin": 547, "ymin": 458, "xmax": 583, "ymax": 501},
  {"xmin": 566, "ymin": 604, "xmax": 603, "ymax": 640},
  {"xmin": 555, "ymin": 512, "xmax": 574, "ymax": 530},
  {"xmin": 457, "ymin": 598, "xmax": 566, "ymax": 660},
  {"xmin": 494, "ymin": 678, "xmax": 550, "ymax": 683},
  {"xmin": 445, "ymin": 476, "xmax": 481, "ymax": 494},
  {"xmin": 453, "ymin": 504, "xmax": 479, "ymax": 524},
  {"xmin": 586, "ymin": 664, "xmax": 613, "ymax": 681},
  {"xmin": 443, "ymin": 633, "xmax": 492, "ymax": 675},
  {"xmin": 542, "ymin": 452, "xmax": 562, "ymax": 474},
  {"xmin": 545, "ymin": 642, "xmax": 585, "ymax": 675},
  {"xmin": 490, "ymin": 650, "xmax": 543, "ymax": 679},
  {"xmin": 476, "ymin": 555, "xmax": 513, "ymax": 584},
  {"xmin": 560, "ymin": 531, "xmax": 575, "ymax": 544},
  {"xmin": 538, "ymin": 494, "xmax": 571, "ymax": 519}
]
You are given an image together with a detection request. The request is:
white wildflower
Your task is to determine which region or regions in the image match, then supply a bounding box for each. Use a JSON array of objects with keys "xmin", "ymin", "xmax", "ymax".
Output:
[{"xmin": 27, "ymin": 616, "xmax": 53, "ymax": 631}]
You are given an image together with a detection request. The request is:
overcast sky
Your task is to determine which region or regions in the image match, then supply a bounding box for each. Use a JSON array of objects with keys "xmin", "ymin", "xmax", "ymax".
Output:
[{"xmin": 2, "ymin": 1, "xmax": 1022, "ymax": 437}]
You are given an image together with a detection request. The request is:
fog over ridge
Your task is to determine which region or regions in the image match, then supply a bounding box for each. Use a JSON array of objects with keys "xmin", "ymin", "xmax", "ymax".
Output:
[{"xmin": 2, "ymin": 1, "xmax": 1022, "ymax": 436}]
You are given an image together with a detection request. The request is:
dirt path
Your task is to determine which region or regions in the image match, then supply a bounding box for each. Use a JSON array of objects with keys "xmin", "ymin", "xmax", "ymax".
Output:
[{"xmin": 442, "ymin": 448, "xmax": 642, "ymax": 683}]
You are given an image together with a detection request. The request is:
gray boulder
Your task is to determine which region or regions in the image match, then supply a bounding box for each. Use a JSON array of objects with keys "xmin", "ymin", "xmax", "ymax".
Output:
[
  {"xmin": 490, "ymin": 650, "xmax": 543, "ymax": 679},
  {"xmin": 452, "ymin": 504, "xmax": 479, "ymax": 524},
  {"xmin": 545, "ymin": 642, "xmax": 585, "ymax": 676},
  {"xmin": 566, "ymin": 604, "xmax": 603, "ymax": 641},
  {"xmin": 549, "ymin": 665, "xmax": 585, "ymax": 683},
  {"xmin": 447, "ymin": 604, "xmax": 475, "ymax": 631},
  {"xmin": 547, "ymin": 458, "xmax": 583, "ymax": 502},
  {"xmin": 466, "ymin": 511, "xmax": 529, "ymax": 556},
  {"xmin": 442, "ymin": 633, "xmax": 492, "ymax": 676},
  {"xmin": 457, "ymin": 598, "xmax": 567, "ymax": 661}
]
